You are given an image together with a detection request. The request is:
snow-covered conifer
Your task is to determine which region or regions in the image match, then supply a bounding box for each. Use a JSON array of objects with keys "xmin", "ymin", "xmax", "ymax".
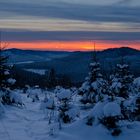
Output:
[
  {"xmin": 79, "ymin": 57, "xmax": 106, "ymax": 104},
  {"xmin": 57, "ymin": 88, "xmax": 79, "ymax": 123},
  {"xmin": 0, "ymin": 46, "xmax": 23, "ymax": 106},
  {"xmin": 110, "ymin": 63, "xmax": 134, "ymax": 99}
]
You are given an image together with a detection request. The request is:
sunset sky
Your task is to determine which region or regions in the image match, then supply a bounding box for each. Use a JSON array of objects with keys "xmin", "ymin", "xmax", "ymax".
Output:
[{"xmin": 0, "ymin": 0, "xmax": 140, "ymax": 51}]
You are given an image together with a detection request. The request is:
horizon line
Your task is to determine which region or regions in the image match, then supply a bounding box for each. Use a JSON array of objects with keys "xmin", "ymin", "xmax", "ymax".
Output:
[{"xmin": 6, "ymin": 46, "xmax": 140, "ymax": 52}]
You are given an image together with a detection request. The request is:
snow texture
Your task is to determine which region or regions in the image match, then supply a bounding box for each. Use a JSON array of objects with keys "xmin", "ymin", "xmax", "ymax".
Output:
[
  {"xmin": 7, "ymin": 78, "xmax": 16, "ymax": 85},
  {"xmin": 103, "ymin": 102, "xmax": 121, "ymax": 117},
  {"xmin": 134, "ymin": 77, "xmax": 140, "ymax": 89},
  {"xmin": 0, "ymin": 92, "xmax": 140, "ymax": 140},
  {"xmin": 57, "ymin": 89, "xmax": 72, "ymax": 100}
]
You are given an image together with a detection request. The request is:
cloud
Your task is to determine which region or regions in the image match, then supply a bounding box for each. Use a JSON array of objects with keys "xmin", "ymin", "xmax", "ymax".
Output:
[
  {"xmin": 0, "ymin": 0, "xmax": 140, "ymax": 23},
  {"xmin": 2, "ymin": 31, "xmax": 140, "ymax": 42},
  {"xmin": 0, "ymin": 0, "xmax": 139, "ymax": 42},
  {"xmin": 116, "ymin": 0, "xmax": 140, "ymax": 6},
  {"xmin": 0, "ymin": 18, "xmax": 139, "ymax": 32}
]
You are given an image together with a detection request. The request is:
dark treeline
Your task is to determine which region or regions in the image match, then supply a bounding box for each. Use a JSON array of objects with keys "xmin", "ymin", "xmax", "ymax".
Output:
[{"xmin": 11, "ymin": 66, "xmax": 73, "ymax": 89}]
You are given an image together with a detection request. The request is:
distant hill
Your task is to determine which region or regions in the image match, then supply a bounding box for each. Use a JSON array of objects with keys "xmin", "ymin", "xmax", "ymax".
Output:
[
  {"xmin": 3, "ymin": 48, "xmax": 71, "ymax": 64},
  {"xmin": 4, "ymin": 47, "xmax": 140, "ymax": 83},
  {"xmin": 100, "ymin": 47, "xmax": 140, "ymax": 57}
]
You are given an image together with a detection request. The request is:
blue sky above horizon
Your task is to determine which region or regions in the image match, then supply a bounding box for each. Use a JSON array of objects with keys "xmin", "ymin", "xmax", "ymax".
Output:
[{"xmin": 0, "ymin": 0, "xmax": 140, "ymax": 50}]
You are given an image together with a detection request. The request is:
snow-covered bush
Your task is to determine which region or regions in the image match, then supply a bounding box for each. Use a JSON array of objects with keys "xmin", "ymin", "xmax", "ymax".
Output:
[
  {"xmin": 26, "ymin": 86, "xmax": 40, "ymax": 102},
  {"xmin": 57, "ymin": 89, "xmax": 79, "ymax": 123},
  {"xmin": 1, "ymin": 89, "xmax": 23, "ymax": 106},
  {"xmin": 9, "ymin": 89, "xmax": 23, "ymax": 106},
  {"xmin": 100, "ymin": 102, "xmax": 122, "ymax": 136},
  {"xmin": 7, "ymin": 78, "xmax": 16, "ymax": 85},
  {"xmin": 70, "ymin": 87, "xmax": 78, "ymax": 96},
  {"xmin": 86, "ymin": 100, "xmax": 122, "ymax": 136},
  {"xmin": 57, "ymin": 89, "xmax": 71, "ymax": 101},
  {"xmin": 0, "ymin": 77, "xmax": 23, "ymax": 106},
  {"xmin": 40, "ymin": 90, "xmax": 55, "ymax": 111},
  {"xmin": 41, "ymin": 92, "xmax": 57, "ymax": 128},
  {"xmin": 134, "ymin": 77, "xmax": 140, "ymax": 92},
  {"xmin": 109, "ymin": 64, "xmax": 134, "ymax": 99},
  {"xmin": 123, "ymin": 93, "xmax": 140, "ymax": 121},
  {"xmin": 86, "ymin": 101, "xmax": 105, "ymax": 126}
]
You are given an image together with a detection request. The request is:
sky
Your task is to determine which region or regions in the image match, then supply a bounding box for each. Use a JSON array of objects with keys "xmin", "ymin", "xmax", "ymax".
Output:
[{"xmin": 0, "ymin": 0, "xmax": 140, "ymax": 51}]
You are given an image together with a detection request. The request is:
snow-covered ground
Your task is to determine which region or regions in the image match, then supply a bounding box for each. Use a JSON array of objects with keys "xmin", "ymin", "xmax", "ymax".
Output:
[{"xmin": 0, "ymin": 93, "xmax": 140, "ymax": 140}]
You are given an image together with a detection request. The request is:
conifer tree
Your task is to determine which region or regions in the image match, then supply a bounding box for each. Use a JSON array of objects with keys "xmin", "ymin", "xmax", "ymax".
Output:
[
  {"xmin": 109, "ymin": 58, "xmax": 134, "ymax": 99},
  {"xmin": 0, "ymin": 34, "xmax": 19, "ymax": 105},
  {"xmin": 109, "ymin": 58, "xmax": 137, "ymax": 121},
  {"xmin": 79, "ymin": 43, "xmax": 106, "ymax": 104},
  {"xmin": 0, "ymin": 42, "xmax": 10, "ymax": 90},
  {"xmin": 56, "ymin": 88, "xmax": 79, "ymax": 124},
  {"xmin": 0, "ymin": 36, "xmax": 11, "ymax": 104}
]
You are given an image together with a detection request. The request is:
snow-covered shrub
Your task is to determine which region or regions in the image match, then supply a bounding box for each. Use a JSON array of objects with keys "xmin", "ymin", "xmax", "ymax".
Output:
[
  {"xmin": 70, "ymin": 87, "xmax": 78, "ymax": 96},
  {"xmin": 123, "ymin": 93, "xmax": 140, "ymax": 121},
  {"xmin": 40, "ymin": 91, "xmax": 55, "ymax": 110},
  {"xmin": 41, "ymin": 94, "xmax": 57, "ymax": 127},
  {"xmin": 9, "ymin": 89, "xmax": 23, "ymax": 106},
  {"xmin": 26, "ymin": 86, "xmax": 40, "ymax": 102},
  {"xmin": 86, "ymin": 100, "xmax": 122, "ymax": 136},
  {"xmin": 23, "ymin": 85, "xmax": 30, "ymax": 94},
  {"xmin": 57, "ymin": 89, "xmax": 71, "ymax": 101},
  {"xmin": 100, "ymin": 102, "xmax": 122, "ymax": 136},
  {"xmin": 7, "ymin": 78, "xmax": 16, "ymax": 85},
  {"xmin": 1, "ymin": 89, "xmax": 23, "ymax": 106},
  {"xmin": 0, "ymin": 70, "xmax": 18, "ymax": 105},
  {"xmin": 54, "ymin": 86, "xmax": 64, "ymax": 95},
  {"xmin": 57, "ymin": 89, "xmax": 78, "ymax": 123},
  {"xmin": 134, "ymin": 77, "xmax": 140, "ymax": 92},
  {"xmin": 86, "ymin": 101, "xmax": 105, "ymax": 126}
]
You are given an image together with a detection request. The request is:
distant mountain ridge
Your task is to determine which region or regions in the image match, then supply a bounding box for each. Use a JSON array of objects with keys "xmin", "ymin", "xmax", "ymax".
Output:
[
  {"xmin": 4, "ymin": 47, "xmax": 140, "ymax": 82},
  {"xmin": 4, "ymin": 48, "xmax": 72, "ymax": 63},
  {"xmin": 5, "ymin": 48, "xmax": 71, "ymax": 54},
  {"xmin": 101, "ymin": 47, "xmax": 140, "ymax": 57},
  {"xmin": 4, "ymin": 47, "xmax": 140, "ymax": 63},
  {"xmin": 6, "ymin": 47, "xmax": 140, "ymax": 53}
]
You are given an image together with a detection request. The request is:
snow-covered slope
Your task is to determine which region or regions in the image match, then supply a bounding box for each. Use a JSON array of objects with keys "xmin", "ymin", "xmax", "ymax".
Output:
[{"xmin": 0, "ymin": 93, "xmax": 140, "ymax": 140}]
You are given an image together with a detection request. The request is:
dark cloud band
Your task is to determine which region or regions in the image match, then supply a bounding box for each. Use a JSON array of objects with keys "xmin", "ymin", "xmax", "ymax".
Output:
[
  {"xmin": 0, "ymin": 1, "xmax": 140, "ymax": 23},
  {"xmin": 1, "ymin": 30, "xmax": 140, "ymax": 42}
]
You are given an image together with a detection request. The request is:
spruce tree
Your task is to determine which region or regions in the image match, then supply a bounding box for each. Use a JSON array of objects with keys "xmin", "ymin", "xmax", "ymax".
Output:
[
  {"xmin": 57, "ymin": 89, "xmax": 72, "ymax": 123},
  {"xmin": 56, "ymin": 88, "xmax": 79, "ymax": 124},
  {"xmin": 79, "ymin": 45, "xmax": 106, "ymax": 104},
  {"xmin": 109, "ymin": 58, "xmax": 136, "ymax": 121},
  {"xmin": 0, "ymin": 38, "xmax": 20, "ymax": 105},
  {"xmin": 0, "ymin": 46, "xmax": 10, "ymax": 90},
  {"xmin": 0, "ymin": 42, "xmax": 12, "ymax": 104},
  {"xmin": 110, "ymin": 59, "xmax": 134, "ymax": 99}
]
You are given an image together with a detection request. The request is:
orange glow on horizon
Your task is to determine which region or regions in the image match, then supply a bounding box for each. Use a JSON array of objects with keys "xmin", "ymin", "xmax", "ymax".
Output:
[{"xmin": 8, "ymin": 40, "xmax": 140, "ymax": 51}]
